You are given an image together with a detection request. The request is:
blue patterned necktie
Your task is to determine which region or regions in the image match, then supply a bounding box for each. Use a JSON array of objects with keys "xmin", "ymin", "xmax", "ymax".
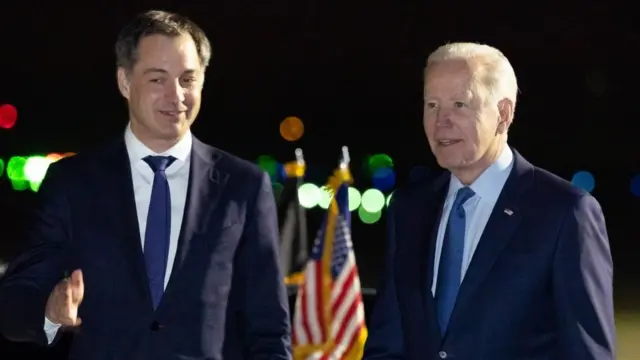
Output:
[
  {"xmin": 435, "ymin": 186, "xmax": 475, "ymax": 333},
  {"xmin": 143, "ymin": 155, "xmax": 176, "ymax": 309}
]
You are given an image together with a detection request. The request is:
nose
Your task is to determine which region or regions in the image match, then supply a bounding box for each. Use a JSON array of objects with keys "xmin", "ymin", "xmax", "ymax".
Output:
[
  {"xmin": 164, "ymin": 79, "xmax": 186, "ymax": 104},
  {"xmin": 435, "ymin": 108, "xmax": 452, "ymax": 127}
]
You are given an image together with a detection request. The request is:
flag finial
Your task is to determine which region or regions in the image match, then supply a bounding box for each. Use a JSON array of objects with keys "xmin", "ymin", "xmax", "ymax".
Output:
[
  {"xmin": 340, "ymin": 146, "xmax": 350, "ymax": 168},
  {"xmin": 295, "ymin": 148, "xmax": 305, "ymax": 165}
]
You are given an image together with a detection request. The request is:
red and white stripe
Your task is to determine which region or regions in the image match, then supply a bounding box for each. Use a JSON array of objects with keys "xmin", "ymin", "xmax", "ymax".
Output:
[{"xmin": 293, "ymin": 221, "xmax": 366, "ymax": 360}]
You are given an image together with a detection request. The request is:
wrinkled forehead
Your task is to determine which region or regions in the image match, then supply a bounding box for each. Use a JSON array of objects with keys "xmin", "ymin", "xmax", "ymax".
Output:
[{"xmin": 424, "ymin": 59, "xmax": 478, "ymax": 100}]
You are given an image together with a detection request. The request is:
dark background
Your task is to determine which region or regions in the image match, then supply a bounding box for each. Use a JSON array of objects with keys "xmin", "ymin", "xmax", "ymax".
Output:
[{"xmin": 0, "ymin": 1, "xmax": 638, "ymax": 358}]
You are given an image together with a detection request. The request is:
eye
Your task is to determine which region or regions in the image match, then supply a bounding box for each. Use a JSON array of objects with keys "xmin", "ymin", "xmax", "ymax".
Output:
[
  {"xmin": 453, "ymin": 101, "xmax": 466, "ymax": 108},
  {"xmin": 425, "ymin": 102, "xmax": 438, "ymax": 109},
  {"xmin": 181, "ymin": 77, "xmax": 197, "ymax": 86},
  {"xmin": 150, "ymin": 78, "xmax": 163, "ymax": 84}
]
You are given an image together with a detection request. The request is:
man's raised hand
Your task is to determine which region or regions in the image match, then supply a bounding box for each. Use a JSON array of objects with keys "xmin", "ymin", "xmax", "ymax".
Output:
[{"xmin": 45, "ymin": 269, "xmax": 84, "ymax": 326}]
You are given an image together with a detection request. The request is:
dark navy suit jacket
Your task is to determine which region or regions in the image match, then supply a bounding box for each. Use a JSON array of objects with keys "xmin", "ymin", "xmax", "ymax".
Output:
[
  {"xmin": 0, "ymin": 137, "xmax": 292, "ymax": 360},
  {"xmin": 364, "ymin": 150, "xmax": 615, "ymax": 360}
]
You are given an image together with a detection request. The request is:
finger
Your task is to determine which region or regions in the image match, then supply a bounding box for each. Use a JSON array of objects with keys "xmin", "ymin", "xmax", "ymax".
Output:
[
  {"xmin": 70, "ymin": 269, "xmax": 83, "ymax": 288},
  {"xmin": 72, "ymin": 317, "xmax": 82, "ymax": 327},
  {"xmin": 64, "ymin": 281, "xmax": 75, "ymax": 310},
  {"xmin": 70, "ymin": 269, "xmax": 84, "ymax": 303}
]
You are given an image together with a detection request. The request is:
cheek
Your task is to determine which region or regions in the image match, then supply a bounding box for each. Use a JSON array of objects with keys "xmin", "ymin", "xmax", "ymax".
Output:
[
  {"xmin": 187, "ymin": 90, "xmax": 201, "ymax": 105},
  {"xmin": 423, "ymin": 115, "xmax": 436, "ymax": 135},
  {"xmin": 139, "ymin": 89, "xmax": 163, "ymax": 111}
]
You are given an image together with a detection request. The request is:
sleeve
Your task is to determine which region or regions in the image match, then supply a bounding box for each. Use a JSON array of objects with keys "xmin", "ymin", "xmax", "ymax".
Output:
[
  {"xmin": 362, "ymin": 197, "xmax": 404, "ymax": 359},
  {"xmin": 236, "ymin": 172, "xmax": 292, "ymax": 359},
  {"xmin": 0, "ymin": 162, "xmax": 71, "ymax": 346},
  {"xmin": 552, "ymin": 193, "xmax": 616, "ymax": 359},
  {"xmin": 44, "ymin": 316, "xmax": 62, "ymax": 344}
]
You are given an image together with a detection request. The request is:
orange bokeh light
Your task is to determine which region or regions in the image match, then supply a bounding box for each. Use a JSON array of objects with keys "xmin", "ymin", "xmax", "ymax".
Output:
[
  {"xmin": 279, "ymin": 116, "xmax": 304, "ymax": 142},
  {"xmin": 46, "ymin": 153, "xmax": 64, "ymax": 162}
]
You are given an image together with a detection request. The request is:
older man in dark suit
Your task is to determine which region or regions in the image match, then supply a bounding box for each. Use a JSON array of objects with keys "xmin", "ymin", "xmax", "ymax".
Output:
[{"xmin": 364, "ymin": 42, "xmax": 615, "ymax": 360}]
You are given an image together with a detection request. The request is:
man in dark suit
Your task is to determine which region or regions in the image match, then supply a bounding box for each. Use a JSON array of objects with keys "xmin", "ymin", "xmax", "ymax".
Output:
[
  {"xmin": 0, "ymin": 10, "xmax": 291, "ymax": 360},
  {"xmin": 363, "ymin": 43, "xmax": 615, "ymax": 359}
]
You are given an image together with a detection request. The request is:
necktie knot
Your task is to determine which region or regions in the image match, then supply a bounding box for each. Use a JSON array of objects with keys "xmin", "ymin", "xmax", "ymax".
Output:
[
  {"xmin": 144, "ymin": 156, "xmax": 176, "ymax": 173},
  {"xmin": 453, "ymin": 187, "xmax": 475, "ymax": 214}
]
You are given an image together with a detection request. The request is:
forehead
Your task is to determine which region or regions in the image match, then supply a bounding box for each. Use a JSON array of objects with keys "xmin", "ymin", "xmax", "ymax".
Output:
[
  {"xmin": 424, "ymin": 59, "xmax": 473, "ymax": 96},
  {"xmin": 134, "ymin": 34, "xmax": 202, "ymax": 73}
]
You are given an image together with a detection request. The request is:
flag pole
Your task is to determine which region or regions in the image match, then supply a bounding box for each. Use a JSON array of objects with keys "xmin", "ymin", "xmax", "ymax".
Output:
[{"xmin": 293, "ymin": 148, "xmax": 308, "ymax": 269}]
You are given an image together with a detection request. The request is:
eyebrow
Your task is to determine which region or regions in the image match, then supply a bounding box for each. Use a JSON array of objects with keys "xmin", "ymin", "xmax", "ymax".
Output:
[
  {"xmin": 143, "ymin": 68, "xmax": 198, "ymax": 76},
  {"xmin": 143, "ymin": 68, "xmax": 168, "ymax": 75}
]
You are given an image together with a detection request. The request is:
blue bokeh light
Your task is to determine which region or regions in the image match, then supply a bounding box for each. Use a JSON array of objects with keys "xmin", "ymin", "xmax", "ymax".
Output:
[
  {"xmin": 630, "ymin": 175, "xmax": 640, "ymax": 197},
  {"xmin": 571, "ymin": 171, "xmax": 595, "ymax": 193}
]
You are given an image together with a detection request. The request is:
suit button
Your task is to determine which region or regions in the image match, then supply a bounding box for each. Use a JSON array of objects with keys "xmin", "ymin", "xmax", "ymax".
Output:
[
  {"xmin": 150, "ymin": 321, "xmax": 162, "ymax": 331},
  {"xmin": 438, "ymin": 351, "xmax": 447, "ymax": 359}
]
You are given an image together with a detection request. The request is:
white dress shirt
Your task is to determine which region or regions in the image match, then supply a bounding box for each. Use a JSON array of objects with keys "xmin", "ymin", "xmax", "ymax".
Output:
[
  {"xmin": 44, "ymin": 124, "xmax": 193, "ymax": 343},
  {"xmin": 431, "ymin": 146, "xmax": 514, "ymax": 296}
]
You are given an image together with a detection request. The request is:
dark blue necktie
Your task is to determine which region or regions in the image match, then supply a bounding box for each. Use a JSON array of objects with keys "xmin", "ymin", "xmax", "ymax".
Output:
[
  {"xmin": 143, "ymin": 155, "xmax": 176, "ymax": 309},
  {"xmin": 435, "ymin": 186, "xmax": 475, "ymax": 333}
]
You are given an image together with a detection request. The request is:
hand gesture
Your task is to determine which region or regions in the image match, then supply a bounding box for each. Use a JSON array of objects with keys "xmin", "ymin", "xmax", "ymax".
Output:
[{"xmin": 45, "ymin": 269, "xmax": 84, "ymax": 326}]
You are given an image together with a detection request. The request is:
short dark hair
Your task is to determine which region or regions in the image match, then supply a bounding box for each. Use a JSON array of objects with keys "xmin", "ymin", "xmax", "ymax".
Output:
[{"xmin": 115, "ymin": 10, "xmax": 211, "ymax": 71}]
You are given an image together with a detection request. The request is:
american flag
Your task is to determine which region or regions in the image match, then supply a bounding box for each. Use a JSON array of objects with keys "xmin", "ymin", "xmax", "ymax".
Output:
[{"xmin": 292, "ymin": 168, "xmax": 367, "ymax": 360}]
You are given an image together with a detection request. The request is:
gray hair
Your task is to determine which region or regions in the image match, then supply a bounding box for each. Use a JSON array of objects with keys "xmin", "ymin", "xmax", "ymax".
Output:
[{"xmin": 426, "ymin": 42, "xmax": 518, "ymax": 116}]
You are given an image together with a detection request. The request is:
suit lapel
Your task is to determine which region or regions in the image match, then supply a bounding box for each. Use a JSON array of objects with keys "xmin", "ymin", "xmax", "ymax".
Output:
[
  {"xmin": 446, "ymin": 150, "xmax": 534, "ymax": 331},
  {"xmin": 103, "ymin": 140, "xmax": 152, "ymax": 303},
  {"xmin": 399, "ymin": 173, "xmax": 448, "ymax": 341},
  {"xmin": 163, "ymin": 138, "xmax": 229, "ymax": 294},
  {"xmin": 421, "ymin": 174, "xmax": 449, "ymax": 323}
]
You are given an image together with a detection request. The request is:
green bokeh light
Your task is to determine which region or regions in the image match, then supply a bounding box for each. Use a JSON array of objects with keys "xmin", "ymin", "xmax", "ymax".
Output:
[
  {"xmin": 358, "ymin": 205, "xmax": 382, "ymax": 224},
  {"xmin": 257, "ymin": 155, "xmax": 278, "ymax": 181},
  {"xmin": 361, "ymin": 188, "xmax": 385, "ymax": 213},
  {"xmin": 298, "ymin": 183, "xmax": 321, "ymax": 208}
]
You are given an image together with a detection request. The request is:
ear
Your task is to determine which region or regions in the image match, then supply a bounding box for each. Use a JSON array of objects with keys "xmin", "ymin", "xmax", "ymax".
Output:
[
  {"xmin": 116, "ymin": 67, "xmax": 131, "ymax": 100},
  {"xmin": 496, "ymin": 98, "xmax": 514, "ymax": 134}
]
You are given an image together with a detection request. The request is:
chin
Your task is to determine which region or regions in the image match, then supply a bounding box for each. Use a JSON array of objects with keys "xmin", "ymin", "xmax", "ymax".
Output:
[{"xmin": 436, "ymin": 156, "xmax": 464, "ymax": 171}]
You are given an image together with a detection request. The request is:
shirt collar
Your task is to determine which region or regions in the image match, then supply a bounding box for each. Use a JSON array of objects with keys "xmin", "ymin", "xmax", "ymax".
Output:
[
  {"xmin": 447, "ymin": 145, "xmax": 514, "ymax": 204},
  {"xmin": 124, "ymin": 123, "xmax": 192, "ymax": 165}
]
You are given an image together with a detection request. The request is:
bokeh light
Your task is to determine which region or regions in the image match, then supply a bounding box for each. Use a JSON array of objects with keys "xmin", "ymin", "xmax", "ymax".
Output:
[
  {"xmin": 358, "ymin": 205, "xmax": 382, "ymax": 224},
  {"xmin": 46, "ymin": 153, "xmax": 64, "ymax": 162},
  {"xmin": 366, "ymin": 153, "xmax": 393, "ymax": 174},
  {"xmin": 317, "ymin": 186, "xmax": 333, "ymax": 209},
  {"xmin": 256, "ymin": 155, "xmax": 279, "ymax": 182},
  {"xmin": 571, "ymin": 171, "xmax": 595, "ymax": 193},
  {"xmin": 0, "ymin": 158, "xmax": 4, "ymax": 178},
  {"xmin": 630, "ymin": 175, "xmax": 640, "ymax": 197},
  {"xmin": 280, "ymin": 116, "xmax": 304, "ymax": 142},
  {"xmin": 0, "ymin": 104, "xmax": 18, "ymax": 129},
  {"xmin": 372, "ymin": 167, "xmax": 396, "ymax": 192},
  {"xmin": 348, "ymin": 187, "xmax": 361, "ymax": 211},
  {"xmin": 361, "ymin": 188, "xmax": 385, "ymax": 213},
  {"xmin": 24, "ymin": 156, "xmax": 52, "ymax": 183},
  {"xmin": 298, "ymin": 183, "xmax": 321, "ymax": 208},
  {"xmin": 7, "ymin": 156, "xmax": 28, "ymax": 191}
]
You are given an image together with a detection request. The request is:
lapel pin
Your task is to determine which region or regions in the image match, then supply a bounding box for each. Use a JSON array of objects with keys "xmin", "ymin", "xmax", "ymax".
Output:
[{"xmin": 504, "ymin": 208, "xmax": 513, "ymax": 216}]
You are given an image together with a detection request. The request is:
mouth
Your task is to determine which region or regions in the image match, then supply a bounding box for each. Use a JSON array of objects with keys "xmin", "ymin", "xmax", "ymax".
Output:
[
  {"xmin": 159, "ymin": 110, "xmax": 185, "ymax": 117},
  {"xmin": 436, "ymin": 139, "xmax": 462, "ymax": 147}
]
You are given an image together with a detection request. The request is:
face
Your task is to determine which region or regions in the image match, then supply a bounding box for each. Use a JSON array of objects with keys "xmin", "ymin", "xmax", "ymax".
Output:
[
  {"xmin": 117, "ymin": 34, "xmax": 204, "ymax": 152},
  {"xmin": 423, "ymin": 59, "xmax": 511, "ymax": 183}
]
